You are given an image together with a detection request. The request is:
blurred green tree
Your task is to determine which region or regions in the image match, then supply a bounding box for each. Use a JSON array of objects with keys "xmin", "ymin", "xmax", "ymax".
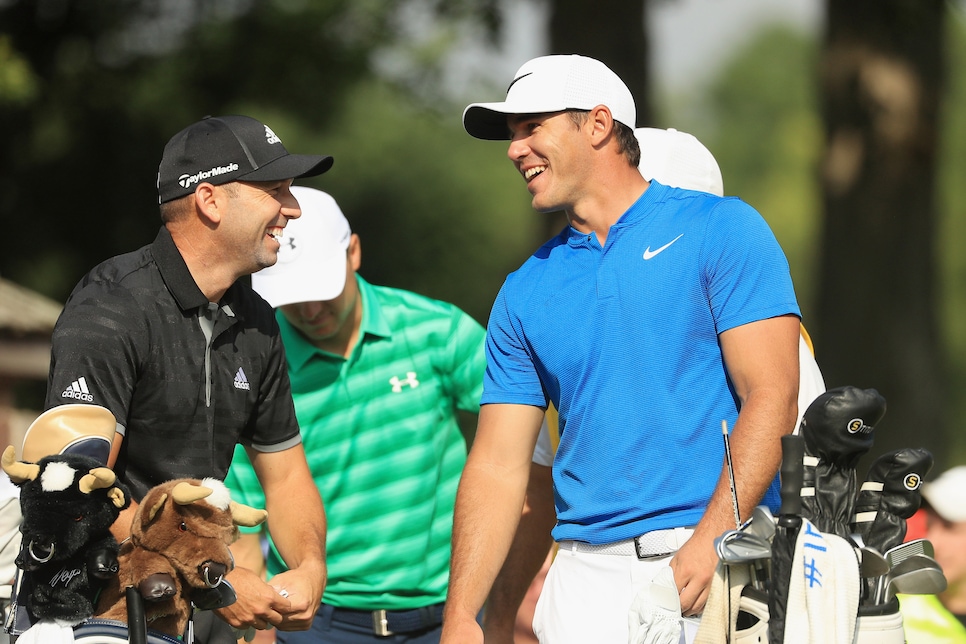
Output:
[
  {"xmin": 0, "ymin": 0, "xmax": 530, "ymax": 326},
  {"xmin": 937, "ymin": 10, "xmax": 966, "ymax": 464}
]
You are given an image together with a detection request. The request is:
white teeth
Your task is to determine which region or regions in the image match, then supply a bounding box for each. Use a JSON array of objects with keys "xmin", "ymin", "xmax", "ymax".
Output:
[
  {"xmin": 525, "ymin": 166, "xmax": 546, "ymax": 180},
  {"xmin": 267, "ymin": 228, "xmax": 283, "ymax": 242}
]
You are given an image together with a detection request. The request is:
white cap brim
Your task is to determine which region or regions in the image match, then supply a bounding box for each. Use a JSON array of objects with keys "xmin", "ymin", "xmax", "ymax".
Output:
[
  {"xmin": 252, "ymin": 186, "xmax": 351, "ymax": 308},
  {"xmin": 921, "ymin": 466, "xmax": 966, "ymax": 523}
]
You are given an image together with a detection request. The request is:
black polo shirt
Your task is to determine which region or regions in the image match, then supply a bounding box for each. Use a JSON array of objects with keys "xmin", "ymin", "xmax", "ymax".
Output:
[{"xmin": 45, "ymin": 227, "xmax": 301, "ymax": 501}]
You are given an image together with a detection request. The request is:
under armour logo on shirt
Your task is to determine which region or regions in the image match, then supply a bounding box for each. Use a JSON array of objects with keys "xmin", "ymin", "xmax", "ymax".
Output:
[{"xmin": 389, "ymin": 372, "xmax": 419, "ymax": 393}]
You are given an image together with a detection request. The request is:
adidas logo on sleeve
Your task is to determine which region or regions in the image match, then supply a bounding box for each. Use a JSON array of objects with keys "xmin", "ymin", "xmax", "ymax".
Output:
[{"xmin": 61, "ymin": 377, "xmax": 94, "ymax": 402}]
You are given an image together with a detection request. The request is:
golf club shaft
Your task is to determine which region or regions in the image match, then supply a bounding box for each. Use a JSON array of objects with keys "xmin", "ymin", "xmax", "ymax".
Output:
[{"xmin": 723, "ymin": 420, "xmax": 741, "ymax": 528}]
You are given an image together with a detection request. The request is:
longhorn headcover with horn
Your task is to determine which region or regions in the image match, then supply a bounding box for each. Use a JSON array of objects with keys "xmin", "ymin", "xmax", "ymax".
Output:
[{"xmin": 1, "ymin": 444, "xmax": 130, "ymax": 629}]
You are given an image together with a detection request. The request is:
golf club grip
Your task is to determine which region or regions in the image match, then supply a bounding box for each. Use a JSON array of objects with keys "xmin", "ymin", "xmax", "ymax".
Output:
[
  {"xmin": 126, "ymin": 585, "xmax": 148, "ymax": 644},
  {"xmin": 779, "ymin": 433, "xmax": 804, "ymax": 518}
]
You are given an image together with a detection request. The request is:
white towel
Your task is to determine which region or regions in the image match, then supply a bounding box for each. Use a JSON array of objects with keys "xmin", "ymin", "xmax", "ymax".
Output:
[
  {"xmin": 784, "ymin": 519, "xmax": 859, "ymax": 643},
  {"xmin": 693, "ymin": 560, "xmax": 750, "ymax": 644},
  {"xmin": 15, "ymin": 620, "xmax": 76, "ymax": 644}
]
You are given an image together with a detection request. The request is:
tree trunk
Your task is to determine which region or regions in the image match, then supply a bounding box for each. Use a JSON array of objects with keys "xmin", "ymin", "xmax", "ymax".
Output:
[
  {"xmin": 541, "ymin": 0, "xmax": 652, "ymax": 239},
  {"xmin": 816, "ymin": 0, "xmax": 947, "ymax": 469}
]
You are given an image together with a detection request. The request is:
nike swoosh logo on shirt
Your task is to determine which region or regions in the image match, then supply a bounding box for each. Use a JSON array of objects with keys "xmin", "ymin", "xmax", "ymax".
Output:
[{"xmin": 642, "ymin": 234, "xmax": 684, "ymax": 260}]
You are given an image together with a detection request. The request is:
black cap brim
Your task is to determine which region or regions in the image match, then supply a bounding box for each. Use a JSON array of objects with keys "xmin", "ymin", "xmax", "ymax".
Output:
[
  {"xmin": 462, "ymin": 106, "xmax": 515, "ymax": 140},
  {"xmin": 239, "ymin": 153, "xmax": 334, "ymax": 183}
]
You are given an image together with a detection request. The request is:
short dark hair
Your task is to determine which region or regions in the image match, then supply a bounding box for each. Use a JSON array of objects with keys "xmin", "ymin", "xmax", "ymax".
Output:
[
  {"xmin": 160, "ymin": 194, "xmax": 190, "ymax": 224},
  {"xmin": 567, "ymin": 110, "xmax": 640, "ymax": 167},
  {"xmin": 159, "ymin": 182, "xmax": 239, "ymax": 224}
]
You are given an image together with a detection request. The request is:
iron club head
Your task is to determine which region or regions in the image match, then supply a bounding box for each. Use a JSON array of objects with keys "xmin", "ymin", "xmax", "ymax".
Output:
[
  {"xmin": 886, "ymin": 554, "xmax": 946, "ymax": 600},
  {"xmin": 748, "ymin": 505, "xmax": 776, "ymax": 542},
  {"xmin": 715, "ymin": 530, "xmax": 773, "ymax": 563},
  {"xmin": 884, "ymin": 538, "xmax": 934, "ymax": 567},
  {"xmin": 859, "ymin": 547, "xmax": 889, "ymax": 578}
]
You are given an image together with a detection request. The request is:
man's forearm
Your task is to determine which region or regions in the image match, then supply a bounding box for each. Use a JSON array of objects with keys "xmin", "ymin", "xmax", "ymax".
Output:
[
  {"xmin": 483, "ymin": 463, "xmax": 555, "ymax": 638},
  {"xmin": 697, "ymin": 385, "xmax": 796, "ymax": 541},
  {"xmin": 266, "ymin": 486, "xmax": 326, "ymax": 576},
  {"xmin": 442, "ymin": 402, "xmax": 545, "ymax": 643},
  {"xmin": 444, "ymin": 458, "xmax": 530, "ymax": 627},
  {"xmin": 231, "ymin": 531, "xmax": 268, "ymax": 579}
]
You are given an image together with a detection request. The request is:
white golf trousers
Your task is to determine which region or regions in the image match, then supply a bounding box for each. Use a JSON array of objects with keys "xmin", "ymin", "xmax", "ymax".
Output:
[{"xmin": 532, "ymin": 543, "xmax": 701, "ymax": 644}]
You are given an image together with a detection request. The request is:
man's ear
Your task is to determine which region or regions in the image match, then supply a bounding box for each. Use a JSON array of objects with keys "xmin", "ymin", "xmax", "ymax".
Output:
[
  {"xmin": 348, "ymin": 233, "xmax": 362, "ymax": 272},
  {"xmin": 194, "ymin": 183, "xmax": 222, "ymax": 225},
  {"xmin": 587, "ymin": 105, "xmax": 615, "ymax": 146}
]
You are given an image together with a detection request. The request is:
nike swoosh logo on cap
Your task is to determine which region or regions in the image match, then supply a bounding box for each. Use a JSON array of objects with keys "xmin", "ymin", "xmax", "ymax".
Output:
[
  {"xmin": 506, "ymin": 72, "xmax": 533, "ymax": 93},
  {"xmin": 642, "ymin": 234, "xmax": 684, "ymax": 260}
]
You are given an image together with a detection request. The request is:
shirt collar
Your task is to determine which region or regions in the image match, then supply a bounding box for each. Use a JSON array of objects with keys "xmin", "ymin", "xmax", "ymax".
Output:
[
  {"xmin": 152, "ymin": 226, "xmax": 208, "ymax": 311},
  {"xmin": 279, "ymin": 275, "xmax": 391, "ymax": 371},
  {"xmin": 153, "ymin": 225, "xmax": 245, "ymax": 317},
  {"xmin": 565, "ymin": 181, "xmax": 666, "ymax": 245}
]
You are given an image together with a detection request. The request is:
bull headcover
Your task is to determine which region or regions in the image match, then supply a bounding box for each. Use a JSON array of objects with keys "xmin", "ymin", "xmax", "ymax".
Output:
[
  {"xmin": 1, "ymin": 445, "xmax": 129, "ymax": 625},
  {"xmin": 95, "ymin": 477, "xmax": 267, "ymax": 638}
]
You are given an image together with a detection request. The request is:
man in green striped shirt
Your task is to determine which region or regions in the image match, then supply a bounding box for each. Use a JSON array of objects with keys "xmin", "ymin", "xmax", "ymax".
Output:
[{"xmin": 225, "ymin": 186, "xmax": 485, "ymax": 643}]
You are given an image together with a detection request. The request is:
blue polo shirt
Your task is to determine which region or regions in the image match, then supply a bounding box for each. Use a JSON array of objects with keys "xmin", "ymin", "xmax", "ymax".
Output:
[{"xmin": 483, "ymin": 181, "xmax": 800, "ymax": 544}]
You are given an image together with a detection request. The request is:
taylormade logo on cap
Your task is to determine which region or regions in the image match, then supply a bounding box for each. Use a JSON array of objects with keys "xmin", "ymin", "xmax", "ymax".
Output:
[
  {"xmin": 178, "ymin": 163, "xmax": 240, "ymax": 189},
  {"xmin": 462, "ymin": 54, "xmax": 636, "ymax": 140}
]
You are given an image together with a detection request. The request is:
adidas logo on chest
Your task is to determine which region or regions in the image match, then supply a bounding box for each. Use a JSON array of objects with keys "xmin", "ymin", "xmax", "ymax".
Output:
[{"xmin": 233, "ymin": 368, "xmax": 251, "ymax": 390}]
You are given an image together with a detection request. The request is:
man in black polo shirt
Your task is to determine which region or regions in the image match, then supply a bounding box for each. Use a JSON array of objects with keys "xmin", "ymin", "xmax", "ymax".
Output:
[{"xmin": 41, "ymin": 115, "xmax": 330, "ymax": 640}]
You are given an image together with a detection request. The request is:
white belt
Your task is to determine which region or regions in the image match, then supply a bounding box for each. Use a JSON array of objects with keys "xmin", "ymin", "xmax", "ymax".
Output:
[{"xmin": 562, "ymin": 527, "xmax": 695, "ymax": 559}]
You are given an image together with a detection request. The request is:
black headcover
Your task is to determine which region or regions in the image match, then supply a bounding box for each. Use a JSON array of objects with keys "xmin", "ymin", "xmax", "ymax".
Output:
[
  {"xmin": 799, "ymin": 386, "xmax": 886, "ymax": 538},
  {"xmin": 801, "ymin": 386, "xmax": 886, "ymax": 468},
  {"xmin": 852, "ymin": 447, "xmax": 934, "ymax": 554}
]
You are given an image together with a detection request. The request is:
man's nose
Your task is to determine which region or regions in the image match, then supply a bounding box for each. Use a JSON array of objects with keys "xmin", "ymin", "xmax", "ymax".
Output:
[
  {"xmin": 296, "ymin": 300, "xmax": 324, "ymax": 319},
  {"xmin": 280, "ymin": 186, "xmax": 301, "ymax": 219},
  {"xmin": 507, "ymin": 137, "xmax": 530, "ymax": 162}
]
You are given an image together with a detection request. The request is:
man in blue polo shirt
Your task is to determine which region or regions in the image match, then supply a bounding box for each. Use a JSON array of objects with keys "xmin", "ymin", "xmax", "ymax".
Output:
[{"xmin": 441, "ymin": 55, "xmax": 801, "ymax": 644}]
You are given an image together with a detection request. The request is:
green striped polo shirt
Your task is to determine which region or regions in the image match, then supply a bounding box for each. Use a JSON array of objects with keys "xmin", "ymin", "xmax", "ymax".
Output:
[{"xmin": 224, "ymin": 276, "xmax": 485, "ymax": 610}]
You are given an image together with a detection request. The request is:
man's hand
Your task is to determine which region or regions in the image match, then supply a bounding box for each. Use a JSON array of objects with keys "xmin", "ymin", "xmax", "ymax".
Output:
[
  {"xmin": 262, "ymin": 562, "xmax": 326, "ymax": 631},
  {"xmin": 441, "ymin": 615, "xmax": 484, "ymax": 644},
  {"xmin": 245, "ymin": 445, "xmax": 327, "ymax": 631},
  {"xmin": 669, "ymin": 530, "xmax": 717, "ymax": 616},
  {"xmin": 215, "ymin": 567, "xmax": 292, "ymax": 631}
]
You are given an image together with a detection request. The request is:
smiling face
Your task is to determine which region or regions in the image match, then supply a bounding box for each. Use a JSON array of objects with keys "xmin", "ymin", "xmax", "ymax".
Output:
[
  {"xmin": 506, "ymin": 111, "xmax": 592, "ymax": 214},
  {"xmin": 221, "ymin": 179, "xmax": 301, "ymax": 273}
]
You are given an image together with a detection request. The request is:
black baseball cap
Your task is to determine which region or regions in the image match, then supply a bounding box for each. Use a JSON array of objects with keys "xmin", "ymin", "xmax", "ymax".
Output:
[{"xmin": 157, "ymin": 115, "xmax": 334, "ymax": 203}]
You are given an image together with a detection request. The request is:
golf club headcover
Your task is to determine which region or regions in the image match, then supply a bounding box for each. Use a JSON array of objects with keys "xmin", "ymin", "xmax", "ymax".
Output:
[
  {"xmin": 852, "ymin": 447, "xmax": 933, "ymax": 556},
  {"xmin": 799, "ymin": 386, "xmax": 886, "ymax": 538}
]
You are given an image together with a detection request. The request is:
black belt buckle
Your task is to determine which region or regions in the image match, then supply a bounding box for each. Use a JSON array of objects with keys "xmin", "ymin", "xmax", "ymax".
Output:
[
  {"xmin": 372, "ymin": 609, "xmax": 393, "ymax": 636},
  {"xmin": 633, "ymin": 534, "xmax": 674, "ymax": 560}
]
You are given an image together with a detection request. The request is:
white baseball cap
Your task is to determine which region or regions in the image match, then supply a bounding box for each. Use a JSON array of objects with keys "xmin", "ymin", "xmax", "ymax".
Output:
[
  {"xmin": 921, "ymin": 465, "xmax": 966, "ymax": 523},
  {"xmin": 636, "ymin": 127, "xmax": 724, "ymax": 197},
  {"xmin": 251, "ymin": 186, "xmax": 351, "ymax": 307},
  {"xmin": 463, "ymin": 54, "xmax": 636, "ymax": 140}
]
